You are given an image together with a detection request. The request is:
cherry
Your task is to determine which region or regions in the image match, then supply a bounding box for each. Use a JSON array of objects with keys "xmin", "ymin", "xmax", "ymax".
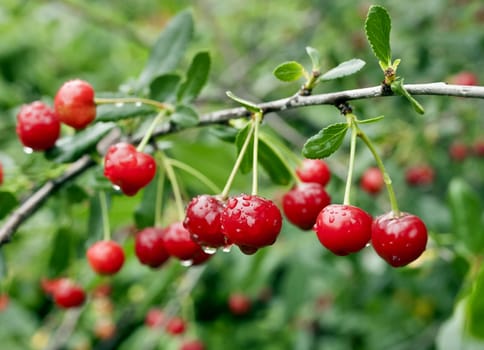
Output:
[
  {"xmin": 296, "ymin": 159, "xmax": 331, "ymax": 186},
  {"xmin": 314, "ymin": 204, "xmax": 372, "ymax": 256},
  {"xmin": 405, "ymin": 165, "xmax": 434, "ymax": 186},
  {"xmin": 104, "ymin": 142, "xmax": 156, "ymax": 196},
  {"xmin": 282, "ymin": 182, "xmax": 331, "ymax": 230},
  {"xmin": 183, "ymin": 195, "xmax": 227, "ymax": 248},
  {"xmin": 0, "ymin": 294, "xmax": 9, "ymax": 312},
  {"xmin": 448, "ymin": 71, "xmax": 478, "ymax": 86},
  {"xmin": 87, "ymin": 240, "xmax": 125, "ymax": 275},
  {"xmin": 166, "ymin": 316, "xmax": 186, "ymax": 335},
  {"xmin": 191, "ymin": 249, "xmax": 213, "ymax": 265},
  {"xmin": 180, "ymin": 340, "xmax": 205, "ymax": 350},
  {"xmin": 145, "ymin": 308, "xmax": 165, "ymax": 328},
  {"xmin": 52, "ymin": 279, "xmax": 86, "ymax": 308},
  {"xmin": 54, "ymin": 79, "xmax": 96, "ymax": 130},
  {"xmin": 41, "ymin": 277, "xmax": 69, "ymax": 296},
  {"xmin": 0, "ymin": 162, "xmax": 3, "ymax": 185},
  {"xmin": 228, "ymin": 292, "xmax": 252, "ymax": 316},
  {"xmin": 16, "ymin": 101, "xmax": 60, "ymax": 151},
  {"xmin": 449, "ymin": 141, "xmax": 468, "ymax": 162},
  {"xmin": 472, "ymin": 139, "xmax": 484, "ymax": 157},
  {"xmin": 162, "ymin": 222, "xmax": 206, "ymax": 262},
  {"xmin": 371, "ymin": 212, "xmax": 428, "ymax": 267},
  {"xmin": 220, "ymin": 194, "xmax": 282, "ymax": 250},
  {"xmin": 360, "ymin": 167, "xmax": 384, "ymax": 195},
  {"xmin": 135, "ymin": 227, "xmax": 170, "ymax": 268}
]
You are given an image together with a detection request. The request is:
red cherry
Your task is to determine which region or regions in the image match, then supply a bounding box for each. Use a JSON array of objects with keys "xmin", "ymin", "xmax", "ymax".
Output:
[
  {"xmin": 220, "ymin": 194, "xmax": 282, "ymax": 250},
  {"xmin": 371, "ymin": 212, "xmax": 428, "ymax": 267},
  {"xmin": 16, "ymin": 101, "xmax": 60, "ymax": 151},
  {"xmin": 145, "ymin": 308, "xmax": 165, "ymax": 328},
  {"xmin": 314, "ymin": 204, "xmax": 372, "ymax": 256},
  {"xmin": 92, "ymin": 284, "xmax": 112, "ymax": 298},
  {"xmin": 228, "ymin": 292, "xmax": 252, "ymax": 316},
  {"xmin": 104, "ymin": 142, "xmax": 156, "ymax": 196},
  {"xmin": 52, "ymin": 279, "xmax": 86, "ymax": 308},
  {"xmin": 449, "ymin": 141, "xmax": 468, "ymax": 162},
  {"xmin": 282, "ymin": 182, "xmax": 331, "ymax": 230},
  {"xmin": 0, "ymin": 162, "xmax": 3, "ymax": 185},
  {"xmin": 191, "ymin": 249, "xmax": 213, "ymax": 265},
  {"xmin": 183, "ymin": 195, "xmax": 227, "ymax": 248},
  {"xmin": 472, "ymin": 139, "xmax": 484, "ymax": 157},
  {"xmin": 54, "ymin": 79, "xmax": 96, "ymax": 130},
  {"xmin": 0, "ymin": 294, "xmax": 9, "ymax": 312},
  {"xmin": 41, "ymin": 277, "xmax": 70, "ymax": 296},
  {"xmin": 405, "ymin": 165, "xmax": 435, "ymax": 186},
  {"xmin": 163, "ymin": 222, "xmax": 206, "ymax": 262},
  {"xmin": 135, "ymin": 227, "xmax": 170, "ymax": 268},
  {"xmin": 448, "ymin": 71, "xmax": 478, "ymax": 86},
  {"xmin": 166, "ymin": 316, "xmax": 186, "ymax": 335},
  {"xmin": 87, "ymin": 240, "xmax": 125, "ymax": 275},
  {"xmin": 296, "ymin": 159, "xmax": 331, "ymax": 186},
  {"xmin": 360, "ymin": 167, "xmax": 384, "ymax": 195},
  {"xmin": 180, "ymin": 340, "xmax": 205, "ymax": 350}
]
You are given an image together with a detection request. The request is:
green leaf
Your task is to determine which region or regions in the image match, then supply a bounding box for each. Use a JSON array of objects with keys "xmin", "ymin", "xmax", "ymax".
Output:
[
  {"xmin": 48, "ymin": 228, "xmax": 73, "ymax": 277},
  {"xmin": 171, "ymin": 105, "xmax": 199, "ymax": 128},
  {"xmin": 177, "ymin": 51, "xmax": 211, "ymax": 103},
  {"xmin": 137, "ymin": 10, "xmax": 194, "ymax": 88},
  {"xmin": 356, "ymin": 115, "xmax": 384, "ymax": 125},
  {"xmin": 0, "ymin": 191, "xmax": 17, "ymax": 220},
  {"xmin": 134, "ymin": 172, "xmax": 161, "ymax": 229},
  {"xmin": 391, "ymin": 78, "xmax": 425, "ymax": 114},
  {"xmin": 149, "ymin": 74, "xmax": 181, "ymax": 102},
  {"xmin": 467, "ymin": 265, "xmax": 484, "ymax": 339},
  {"xmin": 258, "ymin": 131, "xmax": 293, "ymax": 185},
  {"xmin": 86, "ymin": 194, "xmax": 106, "ymax": 248},
  {"xmin": 302, "ymin": 123, "xmax": 348, "ymax": 159},
  {"xmin": 306, "ymin": 46, "xmax": 321, "ymax": 70},
  {"xmin": 273, "ymin": 61, "xmax": 305, "ymax": 82},
  {"xmin": 447, "ymin": 178, "xmax": 484, "ymax": 255},
  {"xmin": 235, "ymin": 122, "xmax": 253, "ymax": 174},
  {"xmin": 208, "ymin": 125, "xmax": 239, "ymax": 143},
  {"xmin": 320, "ymin": 58, "xmax": 366, "ymax": 81},
  {"xmin": 96, "ymin": 103, "xmax": 157, "ymax": 122},
  {"xmin": 365, "ymin": 5, "xmax": 392, "ymax": 67},
  {"xmin": 45, "ymin": 122, "xmax": 116, "ymax": 163},
  {"xmin": 226, "ymin": 91, "xmax": 262, "ymax": 113}
]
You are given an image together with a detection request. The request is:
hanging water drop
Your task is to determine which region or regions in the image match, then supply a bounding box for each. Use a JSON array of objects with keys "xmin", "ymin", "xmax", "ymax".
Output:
[
  {"xmin": 202, "ymin": 246, "xmax": 217, "ymax": 255},
  {"xmin": 23, "ymin": 147, "xmax": 33, "ymax": 154},
  {"xmin": 180, "ymin": 259, "xmax": 193, "ymax": 267}
]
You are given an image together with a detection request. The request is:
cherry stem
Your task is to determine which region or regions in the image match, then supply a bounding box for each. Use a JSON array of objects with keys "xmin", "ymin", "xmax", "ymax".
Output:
[
  {"xmin": 167, "ymin": 158, "xmax": 221, "ymax": 194},
  {"xmin": 154, "ymin": 167, "xmax": 165, "ymax": 228},
  {"xmin": 94, "ymin": 97, "xmax": 173, "ymax": 112},
  {"xmin": 251, "ymin": 112, "xmax": 262, "ymax": 196},
  {"xmin": 159, "ymin": 151, "xmax": 185, "ymax": 222},
  {"xmin": 358, "ymin": 129, "xmax": 401, "ymax": 216},
  {"xmin": 136, "ymin": 111, "xmax": 167, "ymax": 153},
  {"xmin": 343, "ymin": 114, "xmax": 358, "ymax": 206},
  {"xmin": 220, "ymin": 121, "xmax": 256, "ymax": 200},
  {"xmin": 99, "ymin": 191, "xmax": 111, "ymax": 241}
]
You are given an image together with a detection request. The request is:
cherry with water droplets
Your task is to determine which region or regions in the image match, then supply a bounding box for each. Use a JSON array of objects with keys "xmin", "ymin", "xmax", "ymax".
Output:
[
  {"xmin": 135, "ymin": 227, "xmax": 171, "ymax": 268},
  {"xmin": 54, "ymin": 79, "xmax": 96, "ymax": 130},
  {"xmin": 296, "ymin": 159, "xmax": 331, "ymax": 186}
]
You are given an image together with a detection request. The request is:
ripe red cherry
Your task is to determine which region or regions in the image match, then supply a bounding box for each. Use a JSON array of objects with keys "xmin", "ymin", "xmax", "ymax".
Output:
[
  {"xmin": 282, "ymin": 182, "xmax": 331, "ymax": 230},
  {"xmin": 54, "ymin": 79, "xmax": 96, "ymax": 130},
  {"xmin": 104, "ymin": 142, "xmax": 156, "ymax": 196},
  {"xmin": 449, "ymin": 141, "xmax": 468, "ymax": 162},
  {"xmin": 220, "ymin": 194, "xmax": 282, "ymax": 250},
  {"xmin": 166, "ymin": 316, "xmax": 186, "ymax": 335},
  {"xmin": 162, "ymin": 222, "xmax": 206, "ymax": 262},
  {"xmin": 0, "ymin": 162, "xmax": 3, "ymax": 185},
  {"xmin": 371, "ymin": 212, "xmax": 428, "ymax": 267},
  {"xmin": 448, "ymin": 71, "xmax": 478, "ymax": 86},
  {"xmin": 405, "ymin": 165, "xmax": 434, "ymax": 186},
  {"xmin": 135, "ymin": 227, "xmax": 170, "ymax": 268},
  {"xmin": 180, "ymin": 340, "xmax": 205, "ymax": 350},
  {"xmin": 145, "ymin": 308, "xmax": 165, "ymax": 328},
  {"xmin": 16, "ymin": 101, "xmax": 60, "ymax": 151},
  {"xmin": 0, "ymin": 294, "xmax": 8, "ymax": 312},
  {"xmin": 296, "ymin": 159, "xmax": 331, "ymax": 186},
  {"xmin": 360, "ymin": 167, "xmax": 384, "ymax": 195},
  {"xmin": 52, "ymin": 279, "xmax": 86, "ymax": 308},
  {"xmin": 314, "ymin": 204, "xmax": 372, "ymax": 256},
  {"xmin": 473, "ymin": 139, "xmax": 484, "ymax": 157},
  {"xmin": 87, "ymin": 240, "xmax": 125, "ymax": 275},
  {"xmin": 183, "ymin": 195, "xmax": 227, "ymax": 248},
  {"xmin": 228, "ymin": 292, "xmax": 252, "ymax": 316}
]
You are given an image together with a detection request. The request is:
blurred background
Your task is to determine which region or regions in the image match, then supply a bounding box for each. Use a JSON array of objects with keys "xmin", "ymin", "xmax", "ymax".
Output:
[{"xmin": 0, "ymin": 1, "xmax": 483, "ymax": 349}]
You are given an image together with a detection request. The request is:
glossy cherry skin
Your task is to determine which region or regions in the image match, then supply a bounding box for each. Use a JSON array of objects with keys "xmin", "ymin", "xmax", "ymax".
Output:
[
  {"xmin": 228, "ymin": 292, "xmax": 252, "ymax": 316},
  {"xmin": 180, "ymin": 340, "xmax": 205, "ymax": 350},
  {"xmin": 220, "ymin": 194, "xmax": 282, "ymax": 250},
  {"xmin": 371, "ymin": 212, "xmax": 428, "ymax": 267},
  {"xmin": 166, "ymin": 316, "xmax": 186, "ymax": 335},
  {"xmin": 135, "ymin": 227, "xmax": 170, "ymax": 268},
  {"xmin": 296, "ymin": 159, "xmax": 331, "ymax": 187},
  {"xmin": 314, "ymin": 204, "xmax": 372, "ymax": 256},
  {"xmin": 405, "ymin": 165, "xmax": 434, "ymax": 186},
  {"xmin": 162, "ymin": 222, "xmax": 205, "ymax": 262},
  {"xmin": 52, "ymin": 279, "xmax": 86, "ymax": 308},
  {"xmin": 282, "ymin": 182, "xmax": 331, "ymax": 230},
  {"xmin": 87, "ymin": 241, "xmax": 125, "ymax": 275},
  {"xmin": 104, "ymin": 142, "xmax": 156, "ymax": 196},
  {"xmin": 54, "ymin": 79, "xmax": 96, "ymax": 129},
  {"xmin": 0, "ymin": 162, "xmax": 3, "ymax": 185},
  {"xmin": 360, "ymin": 167, "xmax": 384, "ymax": 195},
  {"xmin": 183, "ymin": 195, "xmax": 227, "ymax": 248},
  {"xmin": 16, "ymin": 101, "xmax": 60, "ymax": 151}
]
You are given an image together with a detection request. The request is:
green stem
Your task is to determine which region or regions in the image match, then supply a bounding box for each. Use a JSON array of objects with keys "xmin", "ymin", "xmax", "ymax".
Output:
[
  {"xmin": 159, "ymin": 151, "xmax": 185, "ymax": 222},
  {"xmin": 251, "ymin": 113, "xmax": 262, "ymax": 196},
  {"xmin": 358, "ymin": 129, "xmax": 401, "ymax": 216},
  {"xmin": 343, "ymin": 114, "xmax": 357, "ymax": 205},
  {"xmin": 220, "ymin": 121, "xmax": 256, "ymax": 200},
  {"xmin": 99, "ymin": 191, "xmax": 111, "ymax": 241},
  {"xmin": 94, "ymin": 97, "xmax": 173, "ymax": 111},
  {"xmin": 136, "ymin": 111, "xmax": 166, "ymax": 152},
  {"xmin": 167, "ymin": 158, "xmax": 221, "ymax": 194},
  {"xmin": 154, "ymin": 168, "xmax": 165, "ymax": 228}
]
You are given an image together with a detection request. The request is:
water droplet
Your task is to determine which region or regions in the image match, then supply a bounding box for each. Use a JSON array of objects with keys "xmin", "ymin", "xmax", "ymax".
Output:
[
  {"xmin": 180, "ymin": 259, "xmax": 193, "ymax": 267},
  {"xmin": 365, "ymin": 243, "xmax": 371, "ymax": 247},
  {"xmin": 115, "ymin": 102, "xmax": 124, "ymax": 107},
  {"xmin": 222, "ymin": 244, "xmax": 233, "ymax": 253},
  {"xmin": 112, "ymin": 185, "xmax": 121, "ymax": 191},
  {"xmin": 201, "ymin": 246, "xmax": 217, "ymax": 255},
  {"xmin": 23, "ymin": 147, "xmax": 33, "ymax": 154},
  {"xmin": 328, "ymin": 216, "xmax": 335, "ymax": 223},
  {"xmin": 135, "ymin": 101, "xmax": 142, "ymax": 107}
]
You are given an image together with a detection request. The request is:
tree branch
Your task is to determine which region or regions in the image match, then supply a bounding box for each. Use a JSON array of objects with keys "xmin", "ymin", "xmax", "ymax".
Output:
[{"xmin": 1, "ymin": 82, "xmax": 483, "ymax": 245}]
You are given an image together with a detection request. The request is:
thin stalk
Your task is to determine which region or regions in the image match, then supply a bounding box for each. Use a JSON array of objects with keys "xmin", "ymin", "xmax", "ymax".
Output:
[
  {"xmin": 99, "ymin": 191, "xmax": 111, "ymax": 241},
  {"xmin": 154, "ymin": 168, "xmax": 165, "ymax": 228},
  {"xmin": 343, "ymin": 115, "xmax": 357, "ymax": 206},
  {"xmin": 136, "ymin": 111, "xmax": 166, "ymax": 152},
  {"xmin": 159, "ymin": 152, "xmax": 185, "ymax": 222},
  {"xmin": 358, "ymin": 129, "xmax": 401, "ymax": 216},
  {"xmin": 167, "ymin": 158, "xmax": 221, "ymax": 194},
  {"xmin": 220, "ymin": 121, "xmax": 256, "ymax": 199},
  {"xmin": 94, "ymin": 97, "xmax": 173, "ymax": 111},
  {"xmin": 251, "ymin": 113, "xmax": 262, "ymax": 195}
]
